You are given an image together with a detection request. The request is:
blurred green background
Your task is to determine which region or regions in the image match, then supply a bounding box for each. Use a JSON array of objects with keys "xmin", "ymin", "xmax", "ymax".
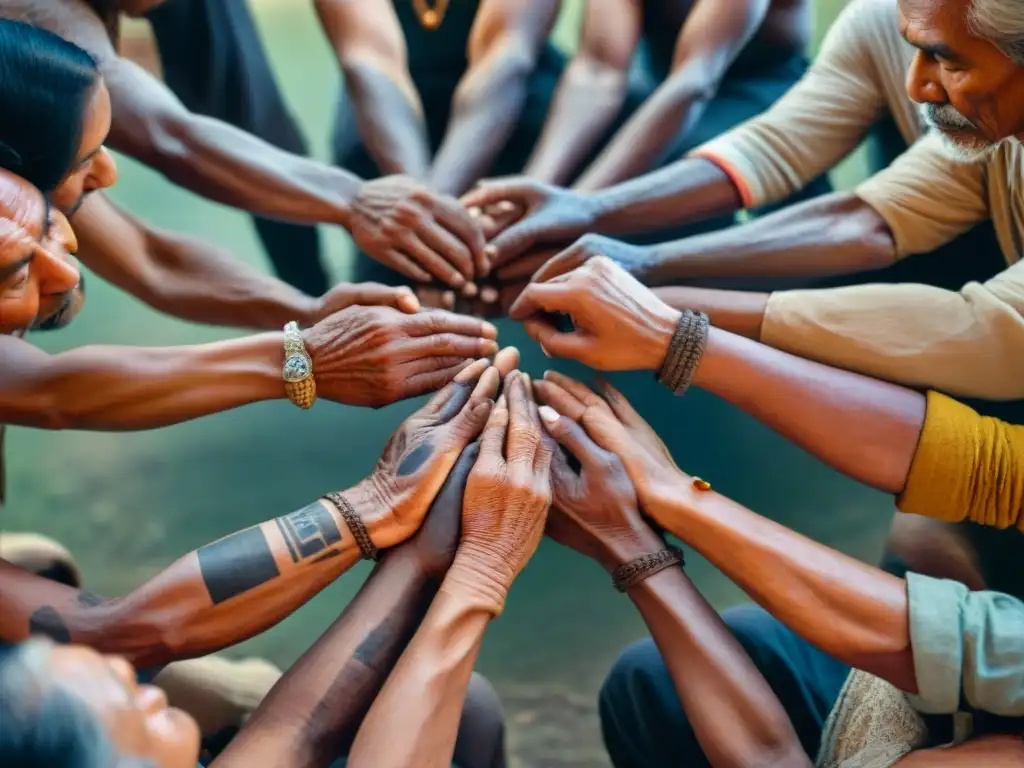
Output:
[{"xmin": 6, "ymin": 1, "xmax": 887, "ymax": 765}]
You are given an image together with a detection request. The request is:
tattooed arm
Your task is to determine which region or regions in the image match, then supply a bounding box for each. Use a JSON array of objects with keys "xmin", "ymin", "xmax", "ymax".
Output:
[
  {"xmin": 213, "ymin": 446, "xmax": 481, "ymax": 768},
  {"xmin": 0, "ymin": 361, "xmax": 501, "ymax": 669},
  {"xmin": 0, "ymin": 496, "xmax": 367, "ymax": 668}
]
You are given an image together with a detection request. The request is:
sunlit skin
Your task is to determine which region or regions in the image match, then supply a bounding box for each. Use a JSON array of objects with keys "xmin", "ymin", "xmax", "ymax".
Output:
[
  {"xmin": 900, "ymin": 0, "xmax": 1024, "ymax": 155},
  {"xmin": 50, "ymin": 80, "xmax": 119, "ymax": 218},
  {"xmin": 49, "ymin": 644, "xmax": 201, "ymax": 768},
  {"xmin": 0, "ymin": 172, "xmax": 81, "ymax": 334}
]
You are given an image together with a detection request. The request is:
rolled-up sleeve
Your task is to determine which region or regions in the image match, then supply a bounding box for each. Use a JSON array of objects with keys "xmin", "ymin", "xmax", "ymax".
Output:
[
  {"xmin": 906, "ymin": 573, "xmax": 1024, "ymax": 716},
  {"xmin": 855, "ymin": 134, "xmax": 989, "ymax": 257},
  {"xmin": 759, "ymin": 258, "xmax": 1024, "ymax": 401},
  {"xmin": 690, "ymin": 0, "xmax": 890, "ymax": 208}
]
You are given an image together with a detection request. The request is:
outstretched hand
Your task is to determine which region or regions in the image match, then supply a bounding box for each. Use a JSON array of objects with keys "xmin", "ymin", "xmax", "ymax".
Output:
[
  {"xmin": 540, "ymin": 404, "xmax": 665, "ymax": 573},
  {"xmin": 508, "ymin": 257, "xmax": 680, "ymax": 371},
  {"xmin": 443, "ymin": 371, "xmax": 555, "ymax": 615},
  {"xmin": 533, "ymin": 371, "xmax": 685, "ymax": 510}
]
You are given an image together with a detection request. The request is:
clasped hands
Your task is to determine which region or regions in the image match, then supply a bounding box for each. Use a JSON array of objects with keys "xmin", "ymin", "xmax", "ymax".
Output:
[
  {"xmin": 347, "ymin": 173, "xmax": 654, "ymax": 318},
  {"xmin": 328, "ymin": 345, "xmax": 697, "ymax": 616}
]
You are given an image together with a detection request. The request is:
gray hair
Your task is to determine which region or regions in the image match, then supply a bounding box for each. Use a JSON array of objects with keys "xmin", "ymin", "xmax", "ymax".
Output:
[{"xmin": 968, "ymin": 0, "xmax": 1024, "ymax": 65}]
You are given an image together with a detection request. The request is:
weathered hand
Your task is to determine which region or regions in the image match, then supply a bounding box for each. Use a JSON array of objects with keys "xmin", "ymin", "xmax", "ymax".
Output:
[
  {"xmin": 444, "ymin": 372, "xmax": 555, "ymax": 615},
  {"xmin": 533, "ymin": 371, "xmax": 684, "ymax": 511},
  {"xmin": 393, "ymin": 442, "xmax": 481, "ymax": 580},
  {"xmin": 385, "ymin": 347, "xmax": 521, "ymax": 576},
  {"xmin": 526, "ymin": 235, "xmax": 656, "ymax": 284},
  {"xmin": 350, "ymin": 175, "xmax": 486, "ymax": 288},
  {"xmin": 311, "ymin": 282, "xmax": 420, "ymax": 323},
  {"xmin": 540, "ymin": 405, "xmax": 665, "ymax": 572},
  {"xmin": 509, "ymin": 256, "xmax": 680, "ymax": 371},
  {"xmin": 461, "ymin": 177, "xmax": 600, "ymax": 274},
  {"xmin": 303, "ymin": 306, "xmax": 498, "ymax": 407},
  {"xmin": 354, "ymin": 359, "xmax": 500, "ymax": 550}
]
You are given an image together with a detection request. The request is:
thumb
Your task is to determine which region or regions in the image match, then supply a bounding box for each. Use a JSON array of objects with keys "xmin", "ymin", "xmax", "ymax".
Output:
[
  {"xmin": 461, "ymin": 178, "xmax": 527, "ymax": 210},
  {"xmin": 523, "ymin": 319, "xmax": 596, "ymax": 365},
  {"xmin": 539, "ymin": 406, "xmax": 603, "ymax": 467}
]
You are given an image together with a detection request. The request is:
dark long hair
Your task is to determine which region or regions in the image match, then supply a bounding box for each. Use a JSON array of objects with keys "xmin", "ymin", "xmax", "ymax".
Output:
[{"xmin": 0, "ymin": 20, "xmax": 102, "ymax": 194}]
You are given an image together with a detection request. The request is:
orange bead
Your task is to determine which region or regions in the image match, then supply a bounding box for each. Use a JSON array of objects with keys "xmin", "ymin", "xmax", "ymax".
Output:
[{"xmin": 692, "ymin": 477, "xmax": 711, "ymax": 492}]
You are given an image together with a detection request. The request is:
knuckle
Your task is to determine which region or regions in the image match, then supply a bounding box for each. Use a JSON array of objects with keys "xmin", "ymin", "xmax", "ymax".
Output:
[
  {"xmin": 410, "ymin": 187, "xmax": 433, "ymax": 206},
  {"xmin": 394, "ymin": 200, "xmax": 424, "ymax": 224}
]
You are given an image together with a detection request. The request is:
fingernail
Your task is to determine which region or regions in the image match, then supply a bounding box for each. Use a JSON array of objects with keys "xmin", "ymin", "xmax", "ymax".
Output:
[
  {"xmin": 541, "ymin": 344, "xmax": 551, "ymax": 358},
  {"xmin": 483, "ymin": 340, "xmax": 499, "ymax": 355},
  {"xmin": 481, "ymin": 287, "xmax": 499, "ymax": 303},
  {"xmin": 543, "ymin": 370, "xmax": 554, "ymax": 380},
  {"xmin": 469, "ymin": 206, "xmax": 482, "ymax": 217},
  {"xmin": 485, "ymin": 245, "xmax": 497, "ymax": 257},
  {"xmin": 539, "ymin": 406, "xmax": 559, "ymax": 424},
  {"xmin": 451, "ymin": 274, "xmax": 466, "ymax": 287},
  {"xmin": 481, "ymin": 321, "xmax": 498, "ymax": 339},
  {"xmin": 463, "ymin": 282, "xmax": 478, "ymax": 297}
]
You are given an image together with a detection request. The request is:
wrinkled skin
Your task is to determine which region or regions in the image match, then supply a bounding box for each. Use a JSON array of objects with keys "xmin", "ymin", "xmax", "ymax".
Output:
[
  {"xmin": 310, "ymin": 282, "xmax": 421, "ymax": 323},
  {"xmin": 350, "ymin": 176, "xmax": 487, "ymax": 289},
  {"xmin": 443, "ymin": 371, "xmax": 555, "ymax": 615},
  {"xmin": 302, "ymin": 305, "xmax": 498, "ymax": 408},
  {"xmin": 509, "ymin": 256, "xmax": 679, "ymax": 371},
  {"xmin": 542, "ymin": 403, "xmax": 665, "ymax": 573}
]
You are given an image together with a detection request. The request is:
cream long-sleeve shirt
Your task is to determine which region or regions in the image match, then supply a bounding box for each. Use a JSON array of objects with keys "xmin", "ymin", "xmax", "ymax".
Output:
[{"xmin": 691, "ymin": 0, "xmax": 1024, "ymax": 400}]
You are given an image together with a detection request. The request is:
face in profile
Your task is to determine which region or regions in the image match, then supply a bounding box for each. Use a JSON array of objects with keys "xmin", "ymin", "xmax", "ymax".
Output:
[
  {"xmin": 900, "ymin": 0, "xmax": 1024, "ymax": 160},
  {"xmin": 49, "ymin": 80, "xmax": 118, "ymax": 218},
  {"xmin": 32, "ymin": 641, "xmax": 201, "ymax": 768},
  {"xmin": 0, "ymin": 172, "xmax": 82, "ymax": 335}
]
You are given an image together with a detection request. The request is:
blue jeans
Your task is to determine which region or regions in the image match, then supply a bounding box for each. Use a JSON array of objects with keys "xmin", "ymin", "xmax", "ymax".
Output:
[{"xmin": 599, "ymin": 604, "xmax": 850, "ymax": 767}]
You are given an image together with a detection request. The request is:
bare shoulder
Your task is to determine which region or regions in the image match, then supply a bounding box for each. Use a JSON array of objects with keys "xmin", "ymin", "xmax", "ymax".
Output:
[{"xmin": 0, "ymin": 0, "xmax": 116, "ymax": 63}]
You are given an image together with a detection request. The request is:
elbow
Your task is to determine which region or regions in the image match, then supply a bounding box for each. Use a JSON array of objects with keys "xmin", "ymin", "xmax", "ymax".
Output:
[
  {"xmin": 830, "ymin": 193, "xmax": 898, "ymax": 271},
  {"xmin": 131, "ymin": 111, "xmax": 197, "ymax": 173}
]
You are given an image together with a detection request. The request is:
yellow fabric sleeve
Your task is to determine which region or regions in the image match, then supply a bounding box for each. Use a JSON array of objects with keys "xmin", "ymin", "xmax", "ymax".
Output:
[{"xmin": 897, "ymin": 391, "xmax": 1024, "ymax": 529}]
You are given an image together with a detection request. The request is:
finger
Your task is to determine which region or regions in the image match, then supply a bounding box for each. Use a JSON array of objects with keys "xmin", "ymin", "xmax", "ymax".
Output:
[
  {"xmin": 414, "ymin": 215, "xmax": 476, "ymax": 281},
  {"xmin": 349, "ymin": 283, "xmax": 421, "ymax": 313},
  {"xmin": 470, "ymin": 365, "xmax": 501, "ymax": 401},
  {"xmin": 549, "ymin": 440, "xmax": 582, "ymax": 501},
  {"xmin": 403, "ymin": 360, "xmax": 477, "ymax": 400},
  {"xmin": 505, "ymin": 372, "xmax": 541, "ymax": 464},
  {"xmin": 376, "ymin": 248, "xmax": 433, "ymax": 283},
  {"xmin": 522, "ymin": 319, "xmax": 594, "ymax": 363},
  {"xmin": 539, "ymin": 406, "xmax": 607, "ymax": 470},
  {"xmin": 480, "ymin": 285, "xmax": 500, "ymax": 304},
  {"xmin": 426, "ymin": 359, "xmax": 491, "ymax": 421},
  {"xmin": 478, "ymin": 393, "xmax": 509, "ymax": 462},
  {"xmin": 432, "ymin": 441, "xmax": 482, "ymax": 513},
  {"xmin": 532, "ymin": 379, "xmax": 586, "ymax": 422},
  {"xmin": 594, "ymin": 377, "xmax": 644, "ymax": 426},
  {"xmin": 397, "ymin": 231, "xmax": 467, "ymax": 288},
  {"xmin": 460, "ymin": 179, "xmax": 525, "ymax": 210},
  {"xmin": 486, "ymin": 221, "xmax": 545, "ymax": 270},
  {"xmin": 427, "ymin": 195, "xmax": 487, "ymax": 269},
  {"xmin": 405, "ymin": 332, "xmax": 498, "ymax": 360},
  {"xmin": 543, "ymin": 370, "xmax": 609, "ymax": 412},
  {"xmin": 492, "ymin": 347, "xmax": 520, "ymax": 379},
  {"xmin": 494, "ymin": 250, "xmax": 556, "ymax": 282},
  {"xmin": 531, "ymin": 248, "xmax": 590, "ymax": 284},
  {"xmin": 408, "ymin": 310, "xmax": 498, "ymax": 341},
  {"xmin": 508, "ymin": 281, "xmax": 577, "ymax": 322}
]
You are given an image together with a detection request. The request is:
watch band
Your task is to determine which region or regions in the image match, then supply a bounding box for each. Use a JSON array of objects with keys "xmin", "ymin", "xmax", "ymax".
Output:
[{"xmin": 282, "ymin": 321, "xmax": 317, "ymax": 409}]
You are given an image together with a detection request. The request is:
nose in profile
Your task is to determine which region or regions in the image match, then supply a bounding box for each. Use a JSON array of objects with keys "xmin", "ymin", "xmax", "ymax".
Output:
[
  {"xmin": 85, "ymin": 147, "xmax": 118, "ymax": 194},
  {"xmin": 905, "ymin": 50, "xmax": 946, "ymax": 105}
]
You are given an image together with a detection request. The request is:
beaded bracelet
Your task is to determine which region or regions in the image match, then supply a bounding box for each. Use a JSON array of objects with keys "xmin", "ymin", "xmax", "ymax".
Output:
[
  {"xmin": 656, "ymin": 311, "xmax": 710, "ymax": 396},
  {"xmin": 612, "ymin": 547, "xmax": 684, "ymax": 592},
  {"xmin": 323, "ymin": 491, "xmax": 379, "ymax": 561}
]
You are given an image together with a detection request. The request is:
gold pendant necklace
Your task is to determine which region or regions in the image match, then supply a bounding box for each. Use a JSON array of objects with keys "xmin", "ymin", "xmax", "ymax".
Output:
[{"xmin": 412, "ymin": 0, "xmax": 450, "ymax": 30}]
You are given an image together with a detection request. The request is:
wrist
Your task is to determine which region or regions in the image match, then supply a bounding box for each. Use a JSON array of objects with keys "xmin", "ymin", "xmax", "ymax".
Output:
[
  {"xmin": 598, "ymin": 525, "xmax": 669, "ymax": 573},
  {"xmin": 232, "ymin": 332, "xmax": 288, "ymax": 402},
  {"xmin": 646, "ymin": 303, "xmax": 682, "ymax": 372},
  {"xmin": 333, "ymin": 479, "xmax": 399, "ymax": 550},
  {"xmin": 442, "ymin": 552, "xmax": 513, "ymax": 617}
]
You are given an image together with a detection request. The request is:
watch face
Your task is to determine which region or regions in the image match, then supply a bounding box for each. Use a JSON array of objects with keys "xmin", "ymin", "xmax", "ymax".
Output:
[{"xmin": 283, "ymin": 354, "xmax": 312, "ymax": 383}]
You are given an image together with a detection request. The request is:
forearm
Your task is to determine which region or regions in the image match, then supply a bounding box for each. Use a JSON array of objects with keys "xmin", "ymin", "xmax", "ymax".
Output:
[
  {"xmin": 111, "ymin": 108, "xmax": 360, "ymax": 228},
  {"xmin": 692, "ymin": 327, "xmax": 926, "ymax": 494},
  {"xmin": 522, "ymin": 60, "xmax": 630, "ymax": 185},
  {"xmin": 641, "ymin": 193, "xmax": 897, "ymax": 286},
  {"xmin": 0, "ymin": 334, "xmax": 283, "ymax": 431},
  {"xmin": 428, "ymin": 47, "xmax": 536, "ymax": 196},
  {"xmin": 587, "ymin": 157, "xmax": 742, "ymax": 237},
  {"xmin": 575, "ymin": 76, "xmax": 712, "ymax": 192},
  {"xmin": 340, "ymin": 58, "xmax": 432, "ymax": 178},
  {"xmin": 652, "ymin": 286, "xmax": 769, "ymax": 339},
  {"xmin": 0, "ymin": 493, "xmax": 378, "ymax": 668},
  {"xmin": 216, "ymin": 548, "xmax": 437, "ymax": 767},
  {"xmin": 349, "ymin": 587, "xmax": 491, "ymax": 767},
  {"xmin": 650, "ymin": 485, "xmax": 916, "ymax": 691},
  {"xmin": 631, "ymin": 566, "xmax": 808, "ymax": 767}
]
